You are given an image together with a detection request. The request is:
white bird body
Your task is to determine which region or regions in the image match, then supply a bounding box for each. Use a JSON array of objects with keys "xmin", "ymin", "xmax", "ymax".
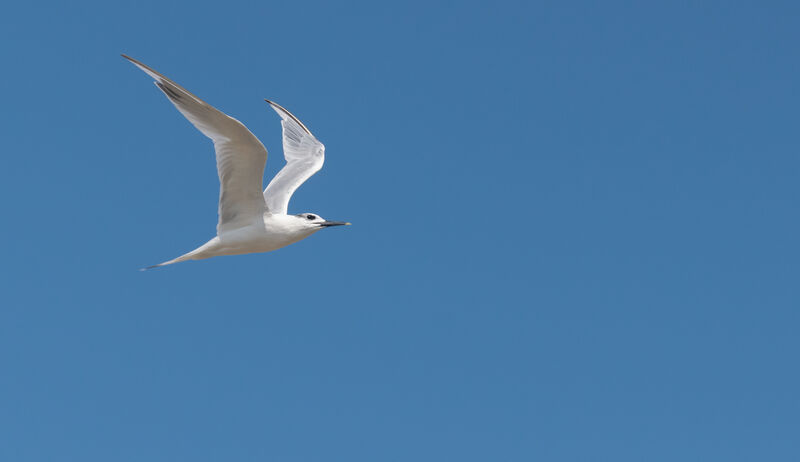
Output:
[
  {"xmin": 169, "ymin": 215, "xmax": 322, "ymax": 264},
  {"xmin": 122, "ymin": 55, "xmax": 349, "ymax": 269}
]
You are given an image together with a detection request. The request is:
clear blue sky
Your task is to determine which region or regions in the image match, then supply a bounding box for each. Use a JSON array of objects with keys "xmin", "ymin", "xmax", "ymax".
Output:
[{"xmin": 1, "ymin": 1, "xmax": 798, "ymax": 461}]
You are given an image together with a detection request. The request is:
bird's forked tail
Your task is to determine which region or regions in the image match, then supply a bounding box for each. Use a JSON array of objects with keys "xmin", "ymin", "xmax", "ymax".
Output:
[{"xmin": 139, "ymin": 238, "xmax": 221, "ymax": 271}]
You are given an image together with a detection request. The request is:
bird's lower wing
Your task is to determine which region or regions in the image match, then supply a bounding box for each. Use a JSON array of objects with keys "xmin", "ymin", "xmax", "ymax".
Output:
[
  {"xmin": 123, "ymin": 54, "xmax": 268, "ymax": 233},
  {"xmin": 262, "ymin": 100, "xmax": 324, "ymax": 214}
]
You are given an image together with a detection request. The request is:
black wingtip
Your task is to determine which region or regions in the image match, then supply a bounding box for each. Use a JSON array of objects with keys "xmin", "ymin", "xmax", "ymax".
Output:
[{"xmin": 263, "ymin": 99, "xmax": 312, "ymax": 135}]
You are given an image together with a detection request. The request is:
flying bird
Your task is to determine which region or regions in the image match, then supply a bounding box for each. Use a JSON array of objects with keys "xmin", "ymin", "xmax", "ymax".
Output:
[{"xmin": 122, "ymin": 54, "xmax": 350, "ymax": 269}]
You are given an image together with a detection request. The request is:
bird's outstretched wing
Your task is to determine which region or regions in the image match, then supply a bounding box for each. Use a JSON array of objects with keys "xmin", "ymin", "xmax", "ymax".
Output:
[
  {"xmin": 122, "ymin": 54, "xmax": 268, "ymax": 234},
  {"xmin": 262, "ymin": 100, "xmax": 325, "ymax": 214}
]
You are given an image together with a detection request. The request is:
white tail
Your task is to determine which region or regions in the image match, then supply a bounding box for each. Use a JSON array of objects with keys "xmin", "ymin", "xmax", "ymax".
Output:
[{"xmin": 139, "ymin": 237, "xmax": 222, "ymax": 271}]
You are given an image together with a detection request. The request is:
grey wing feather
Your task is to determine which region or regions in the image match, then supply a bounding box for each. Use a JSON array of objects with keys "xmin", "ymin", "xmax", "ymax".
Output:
[
  {"xmin": 122, "ymin": 54, "xmax": 268, "ymax": 233},
  {"xmin": 262, "ymin": 100, "xmax": 325, "ymax": 214}
]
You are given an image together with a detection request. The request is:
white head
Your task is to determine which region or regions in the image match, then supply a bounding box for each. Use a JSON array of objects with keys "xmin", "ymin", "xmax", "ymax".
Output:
[{"xmin": 291, "ymin": 213, "xmax": 351, "ymax": 233}]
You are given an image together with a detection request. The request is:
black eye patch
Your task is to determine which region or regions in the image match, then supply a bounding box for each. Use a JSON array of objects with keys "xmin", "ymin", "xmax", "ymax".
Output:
[{"xmin": 306, "ymin": 215, "xmax": 316, "ymax": 220}]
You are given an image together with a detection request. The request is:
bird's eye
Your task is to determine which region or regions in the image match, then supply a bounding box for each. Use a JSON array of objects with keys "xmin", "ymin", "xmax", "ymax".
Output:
[{"xmin": 306, "ymin": 214, "xmax": 316, "ymax": 220}]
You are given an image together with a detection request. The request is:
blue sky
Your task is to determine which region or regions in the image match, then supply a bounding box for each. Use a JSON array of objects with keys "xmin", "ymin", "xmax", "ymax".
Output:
[{"xmin": 1, "ymin": 1, "xmax": 798, "ymax": 460}]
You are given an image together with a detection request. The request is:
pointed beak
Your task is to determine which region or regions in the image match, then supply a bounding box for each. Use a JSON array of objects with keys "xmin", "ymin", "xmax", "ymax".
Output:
[{"xmin": 319, "ymin": 221, "xmax": 351, "ymax": 227}]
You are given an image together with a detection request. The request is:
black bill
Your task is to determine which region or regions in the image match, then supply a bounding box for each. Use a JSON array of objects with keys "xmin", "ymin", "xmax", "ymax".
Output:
[{"xmin": 319, "ymin": 221, "xmax": 351, "ymax": 227}]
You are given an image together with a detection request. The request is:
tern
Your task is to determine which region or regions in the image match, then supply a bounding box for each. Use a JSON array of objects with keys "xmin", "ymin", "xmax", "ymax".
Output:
[{"xmin": 122, "ymin": 55, "xmax": 350, "ymax": 269}]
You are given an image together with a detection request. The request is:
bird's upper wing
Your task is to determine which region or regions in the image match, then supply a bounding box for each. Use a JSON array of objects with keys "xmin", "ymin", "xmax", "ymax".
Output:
[
  {"xmin": 122, "ymin": 54, "xmax": 268, "ymax": 234},
  {"xmin": 262, "ymin": 100, "xmax": 325, "ymax": 214}
]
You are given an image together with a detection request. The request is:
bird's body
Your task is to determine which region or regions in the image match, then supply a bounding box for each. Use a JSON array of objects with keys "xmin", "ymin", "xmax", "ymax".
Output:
[
  {"xmin": 122, "ymin": 55, "xmax": 349, "ymax": 269},
  {"xmin": 162, "ymin": 215, "xmax": 325, "ymax": 266}
]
